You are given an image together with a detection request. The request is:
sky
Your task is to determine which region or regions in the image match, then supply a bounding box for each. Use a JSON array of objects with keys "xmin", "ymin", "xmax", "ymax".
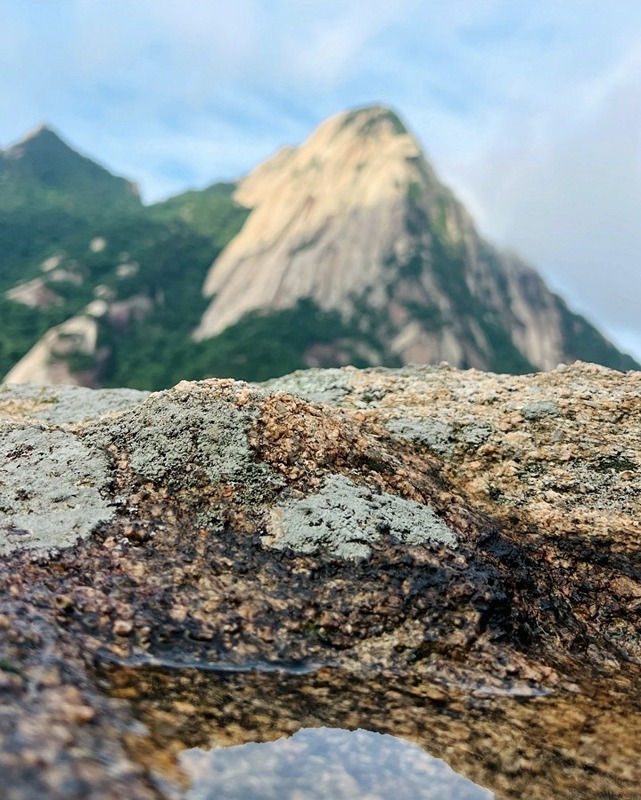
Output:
[{"xmin": 1, "ymin": 0, "xmax": 641, "ymax": 361}]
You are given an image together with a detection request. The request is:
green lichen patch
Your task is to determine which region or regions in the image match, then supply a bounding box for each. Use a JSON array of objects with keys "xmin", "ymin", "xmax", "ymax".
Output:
[
  {"xmin": 268, "ymin": 474, "xmax": 457, "ymax": 560},
  {"xmin": 0, "ymin": 423, "xmax": 112, "ymax": 555}
]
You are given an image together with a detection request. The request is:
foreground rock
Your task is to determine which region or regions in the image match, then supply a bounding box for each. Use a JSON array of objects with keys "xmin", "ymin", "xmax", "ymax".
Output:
[{"xmin": 0, "ymin": 363, "xmax": 640, "ymax": 798}]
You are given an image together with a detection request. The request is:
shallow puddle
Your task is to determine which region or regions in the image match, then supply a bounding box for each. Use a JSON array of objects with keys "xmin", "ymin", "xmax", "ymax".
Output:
[
  {"xmin": 181, "ymin": 727, "xmax": 494, "ymax": 799},
  {"xmin": 99, "ymin": 661, "xmax": 641, "ymax": 799}
]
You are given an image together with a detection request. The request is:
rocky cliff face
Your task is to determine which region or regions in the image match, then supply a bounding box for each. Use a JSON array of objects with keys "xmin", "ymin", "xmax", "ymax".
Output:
[
  {"xmin": 1, "ymin": 109, "xmax": 637, "ymax": 389},
  {"xmin": 3, "ymin": 307, "xmax": 108, "ymax": 386},
  {"xmin": 195, "ymin": 108, "xmax": 422, "ymax": 339},
  {"xmin": 195, "ymin": 105, "xmax": 634, "ymax": 373}
]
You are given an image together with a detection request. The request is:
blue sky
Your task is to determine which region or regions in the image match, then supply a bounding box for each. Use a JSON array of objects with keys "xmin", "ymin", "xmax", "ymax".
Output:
[{"xmin": 2, "ymin": 1, "xmax": 641, "ymax": 361}]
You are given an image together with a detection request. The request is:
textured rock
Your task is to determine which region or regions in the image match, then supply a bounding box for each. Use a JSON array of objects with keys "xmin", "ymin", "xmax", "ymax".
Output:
[
  {"xmin": 3, "ymin": 313, "xmax": 103, "ymax": 386},
  {"xmin": 194, "ymin": 106, "xmax": 635, "ymax": 374},
  {"xmin": 267, "ymin": 473, "xmax": 456, "ymax": 560},
  {"xmin": 0, "ymin": 382, "xmax": 149, "ymax": 425},
  {"xmin": 1, "ymin": 363, "xmax": 640, "ymax": 799},
  {"xmin": 0, "ymin": 424, "xmax": 111, "ymax": 555},
  {"xmin": 0, "ymin": 384, "xmax": 149, "ymax": 554}
]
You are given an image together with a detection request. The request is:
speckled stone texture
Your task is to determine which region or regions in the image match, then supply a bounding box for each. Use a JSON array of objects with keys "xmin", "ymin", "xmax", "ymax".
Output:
[{"xmin": 0, "ymin": 363, "xmax": 640, "ymax": 799}]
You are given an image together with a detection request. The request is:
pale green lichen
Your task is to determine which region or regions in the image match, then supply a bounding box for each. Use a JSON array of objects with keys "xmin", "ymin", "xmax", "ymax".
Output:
[
  {"xmin": 81, "ymin": 382, "xmax": 283, "ymax": 506},
  {"xmin": 269, "ymin": 474, "xmax": 457, "ymax": 560},
  {"xmin": 0, "ymin": 423, "xmax": 112, "ymax": 555},
  {"xmin": 385, "ymin": 417, "xmax": 455, "ymax": 457}
]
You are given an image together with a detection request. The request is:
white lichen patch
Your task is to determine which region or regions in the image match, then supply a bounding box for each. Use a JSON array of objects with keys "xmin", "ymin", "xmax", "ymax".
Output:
[
  {"xmin": 0, "ymin": 424, "xmax": 112, "ymax": 555},
  {"xmin": 267, "ymin": 474, "xmax": 457, "ymax": 560}
]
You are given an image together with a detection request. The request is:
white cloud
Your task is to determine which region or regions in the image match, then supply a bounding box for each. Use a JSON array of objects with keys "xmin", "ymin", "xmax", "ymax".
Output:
[{"xmin": 435, "ymin": 28, "xmax": 641, "ymax": 359}]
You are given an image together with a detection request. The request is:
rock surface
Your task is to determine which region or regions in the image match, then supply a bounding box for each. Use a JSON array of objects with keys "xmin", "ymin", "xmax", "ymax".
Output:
[
  {"xmin": 193, "ymin": 106, "xmax": 636, "ymax": 374},
  {"xmin": 3, "ymin": 312, "xmax": 105, "ymax": 386},
  {"xmin": 1, "ymin": 363, "xmax": 640, "ymax": 799}
]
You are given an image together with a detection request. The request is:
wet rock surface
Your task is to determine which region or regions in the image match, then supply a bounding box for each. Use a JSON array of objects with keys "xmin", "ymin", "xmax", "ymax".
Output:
[
  {"xmin": 1, "ymin": 363, "xmax": 640, "ymax": 798},
  {"xmin": 180, "ymin": 726, "xmax": 494, "ymax": 799}
]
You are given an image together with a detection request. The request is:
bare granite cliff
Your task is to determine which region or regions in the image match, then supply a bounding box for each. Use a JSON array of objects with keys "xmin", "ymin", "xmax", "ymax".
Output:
[
  {"xmin": 2, "ymin": 108, "xmax": 636, "ymax": 388},
  {"xmin": 195, "ymin": 107, "xmax": 424, "ymax": 339},
  {"xmin": 3, "ymin": 308, "xmax": 107, "ymax": 387},
  {"xmin": 195, "ymin": 106, "xmax": 631, "ymax": 373},
  {"xmin": 0, "ymin": 363, "xmax": 640, "ymax": 798}
]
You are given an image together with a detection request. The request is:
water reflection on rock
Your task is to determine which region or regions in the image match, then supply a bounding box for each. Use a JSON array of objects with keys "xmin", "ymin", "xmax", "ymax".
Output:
[
  {"xmin": 103, "ymin": 662, "xmax": 641, "ymax": 799},
  {"xmin": 181, "ymin": 727, "xmax": 494, "ymax": 800}
]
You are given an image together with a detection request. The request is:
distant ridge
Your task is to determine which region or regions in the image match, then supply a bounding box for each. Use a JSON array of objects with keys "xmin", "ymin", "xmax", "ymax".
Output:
[
  {"xmin": 0, "ymin": 106, "xmax": 637, "ymax": 389},
  {"xmin": 0, "ymin": 124, "xmax": 140, "ymax": 215}
]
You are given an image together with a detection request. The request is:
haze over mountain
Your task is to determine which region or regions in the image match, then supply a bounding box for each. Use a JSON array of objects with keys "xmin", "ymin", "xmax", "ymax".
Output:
[{"xmin": 1, "ymin": 107, "xmax": 637, "ymax": 389}]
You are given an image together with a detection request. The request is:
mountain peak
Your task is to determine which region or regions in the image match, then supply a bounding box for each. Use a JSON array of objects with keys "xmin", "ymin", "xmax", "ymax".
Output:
[
  {"xmin": 306, "ymin": 105, "xmax": 412, "ymax": 152},
  {"xmin": 334, "ymin": 104, "xmax": 409, "ymax": 137},
  {"xmin": 4, "ymin": 123, "xmax": 70, "ymax": 160},
  {"xmin": 2, "ymin": 107, "xmax": 637, "ymax": 389},
  {"xmin": 21, "ymin": 122, "xmax": 57, "ymax": 141},
  {"xmin": 192, "ymin": 105, "xmax": 637, "ymax": 374},
  {"xmin": 0, "ymin": 124, "xmax": 141, "ymax": 214},
  {"xmin": 194, "ymin": 105, "xmax": 426, "ymax": 339}
]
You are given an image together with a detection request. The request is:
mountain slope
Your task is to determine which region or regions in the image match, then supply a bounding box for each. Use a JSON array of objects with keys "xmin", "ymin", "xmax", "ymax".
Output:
[
  {"xmin": 0, "ymin": 125, "xmax": 140, "ymax": 216},
  {"xmin": 194, "ymin": 105, "xmax": 636, "ymax": 373},
  {"xmin": 0, "ymin": 200, "xmax": 248, "ymax": 388},
  {"xmin": 0, "ymin": 125, "xmax": 143, "ymax": 294},
  {"xmin": 1, "ymin": 107, "xmax": 637, "ymax": 388}
]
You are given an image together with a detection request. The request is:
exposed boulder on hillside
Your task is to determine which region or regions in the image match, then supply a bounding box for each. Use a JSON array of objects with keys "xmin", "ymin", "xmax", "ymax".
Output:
[{"xmin": 3, "ymin": 309, "xmax": 108, "ymax": 386}]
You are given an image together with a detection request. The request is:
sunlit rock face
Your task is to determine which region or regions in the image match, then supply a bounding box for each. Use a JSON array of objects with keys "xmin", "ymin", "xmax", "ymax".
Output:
[
  {"xmin": 195, "ymin": 107, "xmax": 423, "ymax": 339},
  {"xmin": 3, "ymin": 312, "xmax": 103, "ymax": 386},
  {"xmin": 1, "ymin": 362, "xmax": 640, "ymax": 799},
  {"xmin": 194, "ymin": 105, "xmax": 620, "ymax": 373}
]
